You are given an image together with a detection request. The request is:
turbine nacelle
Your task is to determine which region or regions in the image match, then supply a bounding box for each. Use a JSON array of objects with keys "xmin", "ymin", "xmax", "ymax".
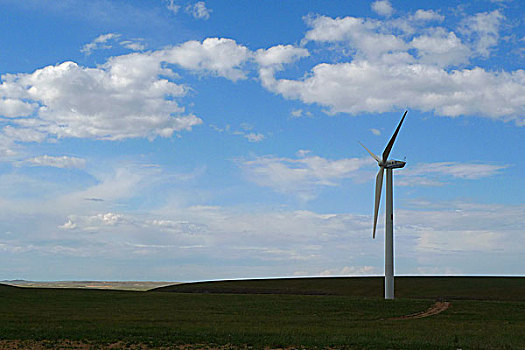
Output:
[{"xmin": 381, "ymin": 159, "xmax": 406, "ymax": 169}]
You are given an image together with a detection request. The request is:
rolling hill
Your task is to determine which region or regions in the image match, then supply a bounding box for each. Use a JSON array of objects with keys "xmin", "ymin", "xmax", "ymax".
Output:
[{"xmin": 152, "ymin": 276, "xmax": 525, "ymax": 301}]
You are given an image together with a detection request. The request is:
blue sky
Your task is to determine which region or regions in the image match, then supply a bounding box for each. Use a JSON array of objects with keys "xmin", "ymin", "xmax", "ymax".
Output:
[{"xmin": 0, "ymin": 0, "xmax": 523, "ymax": 281}]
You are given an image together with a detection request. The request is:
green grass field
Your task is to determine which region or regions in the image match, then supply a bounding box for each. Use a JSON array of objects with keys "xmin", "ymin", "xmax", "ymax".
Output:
[{"xmin": 1, "ymin": 277, "xmax": 524, "ymax": 349}]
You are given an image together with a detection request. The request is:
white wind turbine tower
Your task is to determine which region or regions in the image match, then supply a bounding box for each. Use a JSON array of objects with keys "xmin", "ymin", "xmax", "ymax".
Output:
[{"xmin": 360, "ymin": 111, "xmax": 407, "ymax": 300}]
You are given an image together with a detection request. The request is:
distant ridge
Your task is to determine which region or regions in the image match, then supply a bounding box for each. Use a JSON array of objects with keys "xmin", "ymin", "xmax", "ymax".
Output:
[
  {"xmin": 151, "ymin": 276, "xmax": 525, "ymax": 301},
  {"xmin": 2, "ymin": 281, "xmax": 177, "ymax": 291},
  {"xmin": 0, "ymin": 283, "xmax": 21, "ymax": 289}
]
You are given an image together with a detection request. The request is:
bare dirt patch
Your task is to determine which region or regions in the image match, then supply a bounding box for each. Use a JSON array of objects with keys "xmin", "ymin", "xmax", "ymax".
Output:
[{"xmin": 388, "ymin": 301, "xmax": 451, "ymax": 320}]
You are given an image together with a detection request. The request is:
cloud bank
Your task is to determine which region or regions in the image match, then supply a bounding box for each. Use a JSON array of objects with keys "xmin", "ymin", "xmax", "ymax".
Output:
[
  {"xmin": 0, "ymin": 37, "xmax": 254, "ymax": 146},
  {"xmin": 2, "ymin": 5, "xmax": 524, "ymax": 157},
  {"xmin": 259, "ymin": 9, "xmax": 525, "ymax": 125}
]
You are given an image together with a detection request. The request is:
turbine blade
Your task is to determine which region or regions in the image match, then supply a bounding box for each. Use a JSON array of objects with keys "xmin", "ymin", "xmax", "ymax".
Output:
[
  {"xmin": 382, "ymin": 110, "xmax": 407, "ymax": 163},
  {"xmin": 373, "ymin": 166, "xmax": 384, "ymax": 239},
  {"xmin": 359, "ymin": 142, "xmax": 381, "ymax": 163}
]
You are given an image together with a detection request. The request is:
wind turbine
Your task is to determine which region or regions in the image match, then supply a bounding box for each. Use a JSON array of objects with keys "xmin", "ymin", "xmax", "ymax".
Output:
[{"xmin": 360, "ymin": 111, "xmax": 407, "ymax": 300}]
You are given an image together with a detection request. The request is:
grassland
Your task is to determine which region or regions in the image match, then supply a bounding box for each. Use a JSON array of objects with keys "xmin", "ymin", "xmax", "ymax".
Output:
[
  {"xmin": 154, "ymin": 276, "xmax": 525, "ymax": 301},
  {"xmin": 0, "ymin": 277, "xmax": 524, "ymax": 349}
]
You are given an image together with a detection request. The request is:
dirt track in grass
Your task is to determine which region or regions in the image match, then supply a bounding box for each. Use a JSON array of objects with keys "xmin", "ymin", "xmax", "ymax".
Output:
[{"xmin": 388, "ymin": 301, "xmax": 451, "ymax": 320}]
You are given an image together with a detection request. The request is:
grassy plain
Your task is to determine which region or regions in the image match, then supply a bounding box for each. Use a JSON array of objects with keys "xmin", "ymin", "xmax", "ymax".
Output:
[{"xmin": 0, "ymin": 277, "xmax": 524, "ymax": 349}]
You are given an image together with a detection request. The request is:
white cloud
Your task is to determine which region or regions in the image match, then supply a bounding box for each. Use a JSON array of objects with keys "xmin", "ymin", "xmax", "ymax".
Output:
[
  {"xmin": 460, "ymin": 10, "xmax": 504, "ymax": 57},
  {"xmin": 0, "ymin": 153, "xmax": 520, "ymax": 278},
  {"xmin": 256, "ymin": 45, "xmax": 310, "ymax": 96},
  {"xmin": 164, "ymin": 0, "xmax": 180, "ymax": 14},
  {"xmin": 241, "ymin": 155, "xmax": 508, "ymax": 193},
  {"xmin": 304, "ymin": 15, "xmax": 407, "ymax": 59},
  {"xmin": 2, "ymin": 126, "xmax": 46, "ymax": 143},
  {"xmin": 81, "ymin": 33, "xmax": 121, "ymax": 55},
  {"xmin": 290, "ymin": 109, "xmax": 313, "ymax": 118},
  {"xmin": 57, "ymin": 212, "xmax": 128, "ymax": 233},
  {"xmin": 296, "ymin": 149, "xmax": 311, "ymax": 157},
  {"xmin": 161, "ymin": 38, "xmax": 250, "ymax": 81},
  {"xmin": 0, "ymin": 98, "xmax": 36, "ymax": 118},
  {"xmin": 82, "ymin": 34, "xmax": 146, "ymax": 54},
  {"xmin": 93, "ymin": 212, "xmax": 124, "ymax": 226},
  {"xmin": 258, "ymin": 11, "xmax": 525, "ymax": 125},
  {"xmin": 319, "ymin": 265, "xmax": 377, "ymax": 276},
  {"xmin": 418, "ymin": 229, "xmax": 503, "ymax": 252},
  {"xmin": 0, "ymin": 52, "xmax": 205, "ymax": 140},
  {"xmin": 0, "ymin": 37, "xmax": 255, "ymax": 142},
  {"xmin": 255, "ymin": 45, "xmax": 309, "ymax": 68},
  {"xmin": 240, "ymin": 123, "xmax": 253, "ymax": 131},
  {"xmin": 396, "ymin": 177, "xmax": 444, "ymax": 187},
  {"xmin": 3, "ymin": 11, "xmax": 523, "ymax": 146},
  {"xmin": 370, "ymin": 128, "xmax": 381, "ymax": 136},
  {"xmin": 410, "ymin": 28, "xmax": 470, "ymax": 67},
  {"xmin": 119, "ymin": 40, "xmax": 146, "ymax": 51},
  {"xmin": 45, "ymin": 206, "xmax": 368, "ymax": 264},
  {"xmin": 63, "ymin": 165, "xmax": 156, "ymax": 203},
  {"xmin": 211, "ymin": 123, "xmax": 265, "ymax": 142},
  {"xmin": 2, "ymin": 194, "xmax": 522, "ymax": 279},
  {"xmin": 185, "ymin": 1, "xmax": 211, "ymax": 20},
  {"xmin": 0, "ymin": 126, "xmax": 47, "ymax": 159},
  {"xmin": 398, "ymin": 202, "xmax": 524, "ymax": 256},
  {"xmin": 58, "ymin": 218, "xmax": 76, "ymax": 230},
  {"xmin": 291, "ymin": 109, "xmax": 303, "ymax": 118},
  {"xmin": 398, "ymin": 162, "xmax": 509, "ymax": 186},
  {"xmin": 0, "ymin": 136, "xmax": 17, "ymax": 158},
  {"xmin": 239, "ymin": 152, "xmax": 373, "ymax": 199},
  {"xmin": 260, "ymin": 59, "xmax": 525, "ymax": 124},
  {"xmin": 232, "ymin": 130, "xmax": 265, "ymax": 142},
  {"xmin": 244, "ymin": 132, "xmax": 265, "ymax": 143},
  {"xmin": 408, "ymin": 162, "xmax": 508, "ymax": 179},
  {"xmin": 148, "ymin": 219, "xmax": 207, "ymax": 234},
  {"xmin": 413, "ymin": 9, "xmax": 444, "ymax": 22},
  {"xmin": 21, "ymin": 155, "xmax": 86, "ymax": 169},
  {"xmin": 371, "ymin": 0, "xmax": 393, "ymax": 17}
]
